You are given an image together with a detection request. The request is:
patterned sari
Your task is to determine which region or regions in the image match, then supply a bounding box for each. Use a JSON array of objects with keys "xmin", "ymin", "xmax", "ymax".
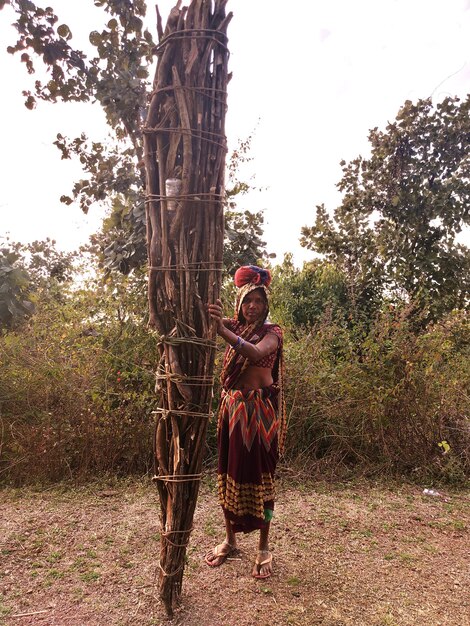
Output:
[{"xmin": 217, "ymin": 320, "xmax": 286, "ymax": 533}]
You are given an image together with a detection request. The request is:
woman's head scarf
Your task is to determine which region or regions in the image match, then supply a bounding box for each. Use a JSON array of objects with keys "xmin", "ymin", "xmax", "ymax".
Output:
[{"xmin": 233, "ymin": 265, "xmax": 272, "ymax": 323}]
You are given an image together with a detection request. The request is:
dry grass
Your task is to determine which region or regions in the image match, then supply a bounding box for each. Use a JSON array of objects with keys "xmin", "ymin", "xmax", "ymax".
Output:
[{"xmin": 1, "ymin": 473, "xmax": 469, "ymax": 626}]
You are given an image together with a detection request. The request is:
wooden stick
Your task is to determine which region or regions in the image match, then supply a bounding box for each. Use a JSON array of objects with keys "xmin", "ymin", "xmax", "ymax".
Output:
[{"xmin": 11, "ymin": 609, "xmax": 51, "ymax": 618}]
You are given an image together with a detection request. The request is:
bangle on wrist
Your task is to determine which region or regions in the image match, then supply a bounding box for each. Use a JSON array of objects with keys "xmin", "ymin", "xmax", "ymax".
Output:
[{"xmin": 233, "ymin": 335, "xmax": 245, "ymax": 350}]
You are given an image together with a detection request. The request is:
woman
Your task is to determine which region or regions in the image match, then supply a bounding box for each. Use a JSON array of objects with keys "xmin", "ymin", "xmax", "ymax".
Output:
[{"xmin": 206, "ymin": 265, "xmax": 286, "ymax": 579}]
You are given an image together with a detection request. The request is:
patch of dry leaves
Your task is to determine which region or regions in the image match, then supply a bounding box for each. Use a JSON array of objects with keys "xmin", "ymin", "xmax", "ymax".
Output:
[{"xmin": 1, "ymin": 473, "xmax": 469, "ymax": 626}]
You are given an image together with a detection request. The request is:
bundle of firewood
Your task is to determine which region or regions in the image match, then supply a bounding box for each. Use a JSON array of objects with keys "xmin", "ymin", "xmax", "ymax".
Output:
[{"xmin": 143, "ymin": 0, "xmax": 231, "ymax": 616}]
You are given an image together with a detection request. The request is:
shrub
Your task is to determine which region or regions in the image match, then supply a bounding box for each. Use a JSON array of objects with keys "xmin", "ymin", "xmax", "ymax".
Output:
[
  {"xmin": 0, "ymin": 278, "xmax": 156, "ymax": 485},
  {"xmin": 283, "ymin": 307, "xmax": 470, "ymax": 482},
  {"xmin": 1, "ymin": 270, "xmax": 468, "ymax": 485}
]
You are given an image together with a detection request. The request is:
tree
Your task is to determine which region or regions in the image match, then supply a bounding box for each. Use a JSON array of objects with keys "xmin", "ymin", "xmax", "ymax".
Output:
[
  {"xmin": 223, "ymin": 132, "xmax": 274, "ymax": 274},
  {"xmin": 0, "ymin": 246, "xmax": 33, "ymax": 329},
  {"xmin": 223, "ymin": 208, "xmax": 269, "ymax": 275},
  {"xmin": 7, "ymin": 238, "xmax": 77, "ymax": 286},
  {"xmin": 3, "ymin": 0, "xmax": 154, "ymax": 270},
  {"xmin": 270, "ymin": 254, "xmax": 350, "ymax": 332},
  {"xmin": 301, "ymin": 96, "xmax": 470, "ymax": 323},
  {"xmin": 0, "ymin": 237, "xmax": 80, "ymax": 329},
  {"xmin": 3, "ymin": 0, "xmax": 270, "ymax": 275}
]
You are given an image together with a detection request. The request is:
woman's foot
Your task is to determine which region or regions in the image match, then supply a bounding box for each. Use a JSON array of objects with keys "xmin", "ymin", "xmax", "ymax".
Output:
[
  {"xmin": 252, "ymin": 549, "xmax": 273, "ymax": 579},
  {"xmin": 204, "ymin": 541, "xmax": 236, "ymax": 567}
]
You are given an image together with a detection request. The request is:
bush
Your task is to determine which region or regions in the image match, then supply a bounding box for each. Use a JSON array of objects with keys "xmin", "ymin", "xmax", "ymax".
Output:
[
  {"xmin": 283, "ymin": 307, "xmax": 470, "ymax": 482},
  {"xmin": 1, "ymin": 265, "xmax": 468, "ymax": 486},
  {"xmin": 0, "ymin": 278, "xmax": 156, "ymax": 485}
]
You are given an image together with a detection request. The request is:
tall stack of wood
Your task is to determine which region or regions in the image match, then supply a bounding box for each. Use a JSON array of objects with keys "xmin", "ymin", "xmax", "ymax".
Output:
[{"xmin": 143, "ymin": 0, "xmax": 231, "ymax": 616}]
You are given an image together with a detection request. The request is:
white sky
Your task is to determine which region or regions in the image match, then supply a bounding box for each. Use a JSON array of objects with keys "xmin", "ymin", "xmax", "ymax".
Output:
[{"xmin": 1, "ymin": 0, "xmax": 469, "ymax": 265}]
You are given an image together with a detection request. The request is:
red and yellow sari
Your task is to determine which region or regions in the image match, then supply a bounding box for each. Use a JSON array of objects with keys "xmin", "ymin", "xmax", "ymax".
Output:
[{"xmin": 217, "ymin": 319, "xmax": 286, "ymax": 533}]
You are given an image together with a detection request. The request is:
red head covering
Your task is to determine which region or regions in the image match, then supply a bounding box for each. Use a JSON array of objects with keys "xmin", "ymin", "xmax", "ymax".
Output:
[
  {"xmin": 234, "ymin": 265, "xmax": 272, "ymax": 288},
  {"xmin": 233, "ymin": 265, "xmax": 271, "ymax": 322}
]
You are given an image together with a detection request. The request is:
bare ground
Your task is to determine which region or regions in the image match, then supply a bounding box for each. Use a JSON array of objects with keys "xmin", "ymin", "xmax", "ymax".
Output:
[{"xmin": 1, "ymin": 473, "xmax": 469, "ymax": 626}]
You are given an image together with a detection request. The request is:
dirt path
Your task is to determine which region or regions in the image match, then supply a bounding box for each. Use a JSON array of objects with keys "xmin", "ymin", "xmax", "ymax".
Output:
[{"xmin": 1, "ymin": 475, "xmax": 469, "ymax": 626}]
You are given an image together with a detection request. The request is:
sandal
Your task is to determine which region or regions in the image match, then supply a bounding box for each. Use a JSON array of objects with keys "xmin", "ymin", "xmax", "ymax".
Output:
[
  {"xmin": 204, "ymin": 542, "xmax": 235, "ymax": 567},
  {"xmin": 252, "ymin": 550, "xmax": 273, "ymax": 579}
]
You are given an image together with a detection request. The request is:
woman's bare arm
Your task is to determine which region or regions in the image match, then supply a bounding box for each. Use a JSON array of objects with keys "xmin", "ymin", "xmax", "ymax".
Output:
[{"xmin": 207, "ymin": 300, "xmax": 279, "ymax": 361}]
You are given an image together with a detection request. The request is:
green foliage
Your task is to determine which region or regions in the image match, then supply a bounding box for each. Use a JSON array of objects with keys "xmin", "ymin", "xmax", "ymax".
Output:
[
  {"xmin": 223, "ymin": 209, "xmax": 270, "ymax": 276},
  {"xmin": 5, "ymin": 2, "xmax": 271, "ymax": 276},
  {"xmin": 0, "ymin": 268, "xmax": 156, "ymax": 484},
  {"xmin": 0, "ymin": 247, "xmax": 33, "ymax": 329},
  {"xmin": 3, "ymin": 8, "xmax": 469, "ymax": 486},
  {"xmin": 4, "ymin": 0, "xmax": 153, "ymax": 273},
  {"xmin": 0, "ymin": 237, "xmax": 80, "ymax": 329},
  {"xmin": 4, "ymin": 1, "xmax": 89, "ymax": 107},
  {"xmin": 5, "ymin": 0, "xmax": 152, "ymax": 122},
  {"xmin": 271, "ymin": 254, "xmax": 350, "ymax": 332},
  {"xmin": 222, "ymin": 134, "xmax": 274, "ymax": 276},
  {"xmin": 54, "ymin": 134, "xmax": 142, "ymax": 213},
  {"xmin": 6, "ymin": 237, "xmax": 77, "ymax": 287},
  {"xmin": 283, "ymin": 307, "xmax": 470, "ymax": 482},
  {"xmin": 301, "ymin": 96, "xmax": 470, "ymax": 324},
  {"xmin": 89, "ymin": 195, "xmax": 147, "ymax": 276},
  {"xmin": 1, "ymin": 256, "xmax": 469, "ymax": 484}
]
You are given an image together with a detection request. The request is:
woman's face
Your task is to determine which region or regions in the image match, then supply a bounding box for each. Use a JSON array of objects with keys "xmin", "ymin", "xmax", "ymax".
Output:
[{"xmin": 240, "ymin": 289, "xmax": 267, "ymax": 324}]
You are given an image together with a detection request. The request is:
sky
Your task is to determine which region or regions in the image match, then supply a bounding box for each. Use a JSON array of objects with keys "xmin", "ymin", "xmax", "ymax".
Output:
[{"xmin": 1, "ymin": 0, "xmax": 469, "ymax": 266}]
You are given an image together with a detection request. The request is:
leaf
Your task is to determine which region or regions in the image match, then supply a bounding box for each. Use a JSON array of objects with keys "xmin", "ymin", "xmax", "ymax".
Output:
[
  {"xmin": 438, "ymin": 440, "xmax": 450, "ymax": 454},
  {"xmin": 24, "ymin": 95, "xmax": 35, "ymax": 110},
  {"xmin": 89, "ymin": 31, "xmax": 102, "ymax": 46},
  {"xmin": 57, "ymin": 24, "xmax": 71, "ymax": 39},
  {"xmin": 47, "ymin": 79, "xmax": 58, "ymax": 94}
]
